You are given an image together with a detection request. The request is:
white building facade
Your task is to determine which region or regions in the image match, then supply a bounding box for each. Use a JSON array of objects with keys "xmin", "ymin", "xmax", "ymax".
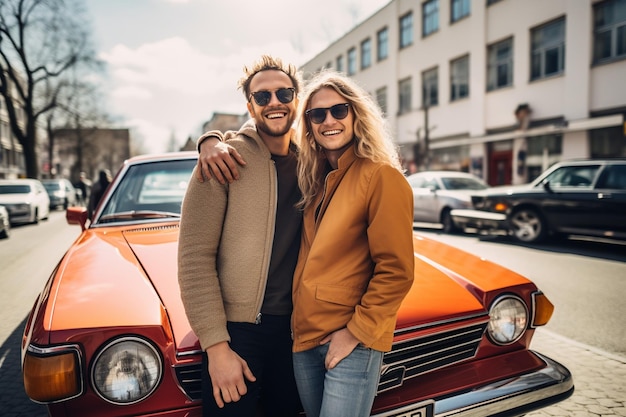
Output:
[{"xmin": 300, "ymin": 0, "xmax": 626, "ymax": 186}]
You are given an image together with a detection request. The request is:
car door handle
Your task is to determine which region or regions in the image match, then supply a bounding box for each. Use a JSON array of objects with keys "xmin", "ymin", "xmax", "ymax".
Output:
[{"xmin": 597, "ymin": 192, "xmax": 612, "ymax": 199}]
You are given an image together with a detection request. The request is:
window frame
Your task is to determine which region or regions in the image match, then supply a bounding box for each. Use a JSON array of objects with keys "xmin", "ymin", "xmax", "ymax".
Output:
[
  {"xmin": 400, "ymin": 12, "xmax": 414, "ymax": 49},
  {"xmin": 336, "ymin": 55, "xmax": 344, "ymax": 73},
  {"xmin": 422, "ymin": 67, "xmax": 439, "ymax": 107},
  {"xmin": 361, "ymin": 38, "xmax": 372, "ymax": 70},
  {"xmin": 451, "ymin": 0, "xmax": 470, "ymax": 23},
  {"xmin": 487, "ymin": 37, "xmax": 513, "ymax": 91},
  {"xmin": 593, "ymin": 0, "xmax": 626, "ymax": 64},
  {"xmin": 377, "ymin": 27, "xmax": 389, "ymax": 61},
  {"xmin": 423, "ymin": 0, "xmax": 440, "ymax": 37},
  {"xmin": 530, "ymin": 17, "xmax": 566, "ymax": 81},
  {"xmin": 450, "ymin": 55, "xmax": 470, "ymax": 101},
  {"xmin": 398, "ymin": 77, "xmax": 412, "ymax": 114},
  {"xmin": 347, "ymin": 47, "xmax": 357, "ymax": 75}
]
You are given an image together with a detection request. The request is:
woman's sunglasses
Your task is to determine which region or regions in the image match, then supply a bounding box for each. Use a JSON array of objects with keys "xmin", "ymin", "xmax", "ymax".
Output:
[
  {"xmin": 305, "ymin": 103, "xmax": 351, "ymax": 124},
  {"xmin": 249, "ymin": 88, "xmax": 296, "ymax": 106}
]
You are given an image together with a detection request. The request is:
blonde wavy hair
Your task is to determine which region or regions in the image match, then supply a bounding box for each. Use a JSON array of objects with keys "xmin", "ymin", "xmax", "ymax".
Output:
[{"xmin": 296, "ymin": 70, "xmax": 403, "ymax": 209}]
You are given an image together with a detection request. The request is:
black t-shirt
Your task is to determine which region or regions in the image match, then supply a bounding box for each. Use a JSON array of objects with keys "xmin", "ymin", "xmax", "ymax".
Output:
[{"xmin": 261, "ymin": 149, "xmax": 302, "ymax": 315}]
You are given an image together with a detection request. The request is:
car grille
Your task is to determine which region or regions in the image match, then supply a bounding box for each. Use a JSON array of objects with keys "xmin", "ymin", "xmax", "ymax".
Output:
[
  {"xmin": 174, "ymin": 321, "xmax": 487, "ymax": 401},
  {"xmin": 378, "ymin": 321, "xmax": 487, "ymax": 392}
]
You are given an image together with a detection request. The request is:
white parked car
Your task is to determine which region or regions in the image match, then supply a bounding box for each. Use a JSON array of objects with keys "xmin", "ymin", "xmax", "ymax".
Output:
[
  {"xmin": 407, "ymin": 171, "xmax": 488, "ymax": 233},
  {"xmin": 0, "ymin": 179, "xmax": 50, "ymax": 225}
]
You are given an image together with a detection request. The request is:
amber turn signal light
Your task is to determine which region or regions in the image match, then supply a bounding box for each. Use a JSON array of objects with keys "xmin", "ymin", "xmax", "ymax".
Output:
[
  {"xmin": 23, "ymin": 351, "xmax": 81, "ymax": 402},
  {"xmin": 532, "ymin": 293, "xmax": 554, "ymax": 327}
]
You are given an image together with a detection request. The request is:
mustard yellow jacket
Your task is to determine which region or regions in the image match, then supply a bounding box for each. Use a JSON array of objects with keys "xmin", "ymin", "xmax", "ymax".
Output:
[{"xmin": 291, "ymin": 146, "xmax": 415, "ymax": 353}]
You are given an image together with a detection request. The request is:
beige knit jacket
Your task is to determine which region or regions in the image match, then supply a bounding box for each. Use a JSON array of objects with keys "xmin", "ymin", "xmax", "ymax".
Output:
[{"xmin": 178, "ymin": 119, "xmax": 295, "ymax": 350}]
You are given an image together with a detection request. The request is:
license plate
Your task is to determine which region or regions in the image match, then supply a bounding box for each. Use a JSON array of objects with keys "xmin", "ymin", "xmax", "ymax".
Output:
[{"xmin": 380, "ymin": 400, "xmax": 435, "ymax": 417}]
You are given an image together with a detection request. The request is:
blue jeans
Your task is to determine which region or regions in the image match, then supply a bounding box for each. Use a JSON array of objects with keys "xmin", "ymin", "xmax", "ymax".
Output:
[{"xmin": 293, "ymin": 343, "xmax": 383, "ymax": 417}]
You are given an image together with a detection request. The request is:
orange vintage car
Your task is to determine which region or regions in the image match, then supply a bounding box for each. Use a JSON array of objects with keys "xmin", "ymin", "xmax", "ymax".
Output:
[{"xmin": 21, "ymin": 152, "xmax": 573, "ymax": 416}]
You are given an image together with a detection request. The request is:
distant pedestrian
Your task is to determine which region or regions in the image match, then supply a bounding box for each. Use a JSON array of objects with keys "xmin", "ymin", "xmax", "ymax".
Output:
[
  {"xmin": 88, "ymin": 169, "xmax": 112, "ymax": 218},
  {"xmin": 75, "ymin": 171, "xmax": 91, "ymax": 206}
]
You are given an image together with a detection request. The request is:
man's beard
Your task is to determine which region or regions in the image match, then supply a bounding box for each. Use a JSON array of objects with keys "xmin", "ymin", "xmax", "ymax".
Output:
[{"xmin": 257, "ymin": 115, "xmax": 294, "ymax": 138}]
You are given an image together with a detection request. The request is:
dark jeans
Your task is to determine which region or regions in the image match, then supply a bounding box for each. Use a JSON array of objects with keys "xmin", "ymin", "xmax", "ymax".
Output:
[{"xmin": 201, "ymin": 314, "xmax": 303, "ymax": 417}]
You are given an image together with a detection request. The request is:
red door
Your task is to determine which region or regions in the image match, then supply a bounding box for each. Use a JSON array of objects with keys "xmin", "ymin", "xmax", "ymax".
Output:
[{"xmin": 488, "ymin": 150, "xmax": 512, "ymax": 186}]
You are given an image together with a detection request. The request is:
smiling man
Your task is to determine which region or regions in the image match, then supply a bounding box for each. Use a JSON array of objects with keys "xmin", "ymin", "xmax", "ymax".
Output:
[{"xmin": 178, "ymin": 55, "xmax": 303, "ymax": 417}]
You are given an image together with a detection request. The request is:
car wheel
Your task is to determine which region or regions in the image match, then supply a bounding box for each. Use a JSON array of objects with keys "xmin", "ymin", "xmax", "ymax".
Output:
[
  {"xmin": 441, "ymin": 208, "xmax": 459, "ymax": 234},
  {"xmin": 509, "ymin": 207, "xmax": 546, "ymax": 243}
]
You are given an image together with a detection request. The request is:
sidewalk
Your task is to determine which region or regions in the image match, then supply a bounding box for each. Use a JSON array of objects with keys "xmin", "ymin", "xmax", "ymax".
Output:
[{"xmin": 527, "ymin": 329, "xmax": 626, "ymax": 417}]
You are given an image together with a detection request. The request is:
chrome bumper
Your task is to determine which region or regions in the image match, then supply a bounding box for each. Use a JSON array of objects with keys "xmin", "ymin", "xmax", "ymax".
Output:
[
  {"xmin": 436, "ymin": 352, "xmax": 573, "ymax": 417},
  {"xmin": 450, "ymin": 209, "xmax": 508, "ymax": 231},
  {"xmin": 372, "ymin": 351, "xmax": 573, "ymax": 417}
]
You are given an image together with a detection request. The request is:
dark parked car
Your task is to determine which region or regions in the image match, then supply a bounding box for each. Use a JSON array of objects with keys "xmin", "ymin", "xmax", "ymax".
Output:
[
  {"xmin": 451, "ymin": 159, "xmax": 626, "ymax": 243},
  {"xmin": 0, "ymin": 205, "xmax": 10, "ymax": 239},
  {"xmin": 21, "ymin": 152, "xmax": 573, "ymax": 417},
  {"xmin": 406, "ymin": 171, "xmax": 488, "ymax": 233}
]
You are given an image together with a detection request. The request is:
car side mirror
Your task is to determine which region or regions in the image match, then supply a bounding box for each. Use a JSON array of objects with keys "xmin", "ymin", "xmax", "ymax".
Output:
[
  {"xmin": 66, "ymin": 206, "xmax": 89, "ymax": 231},
  {"xmin": 542, "ymin": 181, "xmax": 553, "ymax": 193}
]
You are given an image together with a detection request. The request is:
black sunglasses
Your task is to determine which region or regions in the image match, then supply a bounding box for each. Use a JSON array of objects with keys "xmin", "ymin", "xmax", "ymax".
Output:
[
  {"xmin": 305, "ymin": 103, "xmax": 351, "ymax": 124},
  {"xmin": 249, "ymin": 87, "xmax": 296, "ymax": 106}
]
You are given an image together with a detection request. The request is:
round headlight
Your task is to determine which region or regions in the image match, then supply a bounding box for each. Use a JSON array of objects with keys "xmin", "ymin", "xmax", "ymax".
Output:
[
  {"xmin": 487, "ymin": 296, "xmax": 528, "ymax": 345},
  {"xmin": 91, "ymin": 337, "xmax": 162, "ymax": 405}
]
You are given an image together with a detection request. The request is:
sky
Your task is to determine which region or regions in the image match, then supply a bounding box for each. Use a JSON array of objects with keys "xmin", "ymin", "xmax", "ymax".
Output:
[{"xmin": 84, "ymin": 0, "xmax": 391, "ymax": 154}]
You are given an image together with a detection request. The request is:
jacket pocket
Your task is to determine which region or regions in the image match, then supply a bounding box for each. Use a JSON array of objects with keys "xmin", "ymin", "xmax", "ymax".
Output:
[{"xmin": 315, "ymin": 284, "xmax": 365, "ymax": 307}]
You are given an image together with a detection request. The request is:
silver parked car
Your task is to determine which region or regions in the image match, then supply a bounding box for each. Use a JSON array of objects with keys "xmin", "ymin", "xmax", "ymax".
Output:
[
  {"xmin": 0, "ymin": 179, "xmax": 50, "ymax": 225},
  {"xmin": 407, "ymin": 171, "xmax": 488, "ymax": 233},
  {"xmin": 42, "ymin": 178, "xmax": 78, "ymax": 210},
  {"xmin": 0, "ymin": 205, "xmax": 10, "ymax": 239}
]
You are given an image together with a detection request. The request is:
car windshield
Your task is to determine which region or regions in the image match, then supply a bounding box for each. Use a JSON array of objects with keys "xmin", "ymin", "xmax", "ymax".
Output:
[
  {"xmin": 441, "ymin": 177, "xmax": 487, "ymax": 190},
  {"xmin": 0, "ymin": 185, "xmax": 31, "ymax": 194},
  {"xmin": 42, "ymin": 182, "xmax": 62, "ymax": 191},
  {"xmin": 97, "ymin": 158, "xmax": 196, "ymax": 224}
]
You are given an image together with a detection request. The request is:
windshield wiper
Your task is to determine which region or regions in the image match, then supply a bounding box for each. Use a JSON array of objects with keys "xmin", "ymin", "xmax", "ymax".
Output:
[{"xmin": 99, "ymin": 210, "xmax": 181, "ymax": 222}]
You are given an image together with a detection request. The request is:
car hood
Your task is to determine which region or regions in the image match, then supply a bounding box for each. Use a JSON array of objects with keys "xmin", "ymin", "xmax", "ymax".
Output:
[
  {"xmin": 472, "ymin": 183, "xmax": 534, "ymax": 196},
  {"xmin": 0, "ymin": 194, "xmax": 34, "ymax": 203},
  {"xmin": 44, "ymin": 225, "xmax": 532, "ymax": 353}
]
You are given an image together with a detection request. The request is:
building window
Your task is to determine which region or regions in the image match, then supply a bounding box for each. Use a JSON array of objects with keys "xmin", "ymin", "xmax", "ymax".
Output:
[
  {"xmin": 590, "ymin": 126, "xmax": 626, "ymax": 157},
  {"xmin": 487, "ymin": 37, "xmax": 513, "ymax": 91},
  {"xmin": 423, "ymin": 0, "xmax": 439, "ymax": 36},
  {"xmin": 361, "ymin": 38, "xmax": 372, "ymax": 70},
  {"xmin": 487, "ymin": 0, "xmax": 503, "ymax": 5},
  {"xmin": 530, "ymin": 17, "xmax": 565, "ymax": 80},
  {"xmin": 376, "ymin": 86, "xmax": 388, "ymax": 115},
  {"xmin": 450, "ymin": 55, "xmax": 469, "ymax": 101},
  {"xmin": 451, "ymin": 0, "xmax": 470, "ymax": 22},
  {"xmin": 336, "ymin": 55, "xmax": 344, "ymax": 73},
  {"xmin": 422, "ymin": 67, "xmax": 438, "ymax": 107},
  {"xmin": 593, "ymin": 0, "xmax": 626, "ymax": 63},
  {"xmin": 347, "ymin": 47, "xmax": 357, "ymax": 75},
  {"xmin": 400, "ymin": 12, "xmax": 413, "ymax": 48},
  {"xmin": 377, "ymin": 27, "xmax": 389, "ymax": 61},
  {"xmin": 398, "ymin": 77, "xmax": 412, "ymax": 114}
]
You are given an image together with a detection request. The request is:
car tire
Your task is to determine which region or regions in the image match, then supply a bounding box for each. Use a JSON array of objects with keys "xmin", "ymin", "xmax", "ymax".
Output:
[
  {"xmin": 509, "ymin": 207, "xmax": 546, "ymax": 243},
  {"xmin": 441, "ymin": 208, "xmax": 459, "ymax": 234}
]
